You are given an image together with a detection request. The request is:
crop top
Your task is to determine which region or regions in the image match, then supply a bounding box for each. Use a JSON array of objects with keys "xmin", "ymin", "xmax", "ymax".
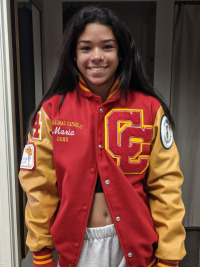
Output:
[{"xmin": 95, "ymin": 174, "xmax": 103, "ymax": 192}]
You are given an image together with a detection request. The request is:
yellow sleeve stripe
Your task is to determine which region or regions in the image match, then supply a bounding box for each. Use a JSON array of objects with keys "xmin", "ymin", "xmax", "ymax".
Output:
[
  {"xmin": 157, "ymin": 263, "xmax": 178, "ymax": 267},
  {"xmin": 157, "ymin": 264, "xmax": 167, "ymax": 267},
  {"xmin": 33, "ymin": 258, "xmax": 53, "ymax": 265},
  {"xmin": 148, "ymin": 258, "xmax": 157, "ymax": 267},
  {"xmin": 33, "ymin": 253, "xmax": 52, "ymax": 259}
]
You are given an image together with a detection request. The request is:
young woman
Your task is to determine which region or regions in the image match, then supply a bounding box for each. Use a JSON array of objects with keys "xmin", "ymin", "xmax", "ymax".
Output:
[{"xmin": 19, "ymin": 5, "xmax": 186, "ymax": 267}]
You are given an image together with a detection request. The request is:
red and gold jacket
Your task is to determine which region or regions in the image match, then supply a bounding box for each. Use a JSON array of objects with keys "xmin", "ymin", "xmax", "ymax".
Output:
[{"xmin": 19, "ymin": 79, "xmax": 186, "ymax": 267}]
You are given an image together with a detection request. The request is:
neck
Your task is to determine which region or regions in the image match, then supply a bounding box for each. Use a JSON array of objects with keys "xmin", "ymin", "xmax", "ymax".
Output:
[{"xmin": 86, "ymin": 78, "xmax": 115, "ymax": 103}]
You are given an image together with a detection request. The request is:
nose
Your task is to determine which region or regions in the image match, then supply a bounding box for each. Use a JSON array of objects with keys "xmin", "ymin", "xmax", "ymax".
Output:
[{"xmin": 90, "ymin": 48, "xmax": 104, "ymax": 61}]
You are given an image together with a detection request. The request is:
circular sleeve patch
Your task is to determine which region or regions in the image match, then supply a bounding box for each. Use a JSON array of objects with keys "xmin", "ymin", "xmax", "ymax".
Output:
[{"xmin": 160, "ymin": 115, "xmax": 173, "ymax": 149}]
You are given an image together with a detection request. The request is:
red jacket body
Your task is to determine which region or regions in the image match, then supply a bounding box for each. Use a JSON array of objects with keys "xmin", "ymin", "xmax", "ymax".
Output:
[{"xmin": 19, "ymin": 80, "xmax": 186, "ymax": 267}]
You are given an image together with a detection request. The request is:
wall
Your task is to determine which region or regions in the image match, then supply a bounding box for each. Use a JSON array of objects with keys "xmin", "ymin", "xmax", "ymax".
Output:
[{"xmin": 43, "ymin": 0, "xmax": 62, "ymax": 89}]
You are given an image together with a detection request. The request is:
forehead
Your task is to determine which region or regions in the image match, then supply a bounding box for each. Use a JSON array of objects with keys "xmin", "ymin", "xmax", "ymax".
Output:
[{"xmin": 77, "ymin": 23, "xmax": 116, "ymax": 42}]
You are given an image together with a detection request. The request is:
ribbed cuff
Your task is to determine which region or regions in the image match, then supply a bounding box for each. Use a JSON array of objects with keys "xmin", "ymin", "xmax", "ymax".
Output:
[
  {"xmin": 33, "ymin": 249, "xmax": 56, "ymax": 267},
  {"xmin": 157, "ymin": 259, "xmax": 179, "ymax": 267}
]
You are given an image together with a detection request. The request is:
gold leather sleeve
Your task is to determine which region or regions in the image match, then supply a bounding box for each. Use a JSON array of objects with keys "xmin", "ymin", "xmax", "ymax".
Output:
[
  {"xmin": 19, "ymin": 107, "xmax": 60, "ymax": 252},
  {"xmin": 146, "ymin": 106, "xmax": 186, "ymax": 260}
]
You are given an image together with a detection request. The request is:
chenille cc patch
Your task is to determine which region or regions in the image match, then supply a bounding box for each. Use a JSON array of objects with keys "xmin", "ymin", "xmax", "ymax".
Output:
[{"xmin": 105, "ymin": 109, "xmax": 153, "ymax": 174}]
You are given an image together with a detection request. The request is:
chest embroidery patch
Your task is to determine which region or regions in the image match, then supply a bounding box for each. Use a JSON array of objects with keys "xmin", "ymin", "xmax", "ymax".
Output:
[
  {"xmin": 51, "ymin": 121, "xmax": 83, "ymax": 143},
  {"xmin": 20, "ymin": 143, "xmax": 36, "ymax": 170},
  {"xmin": 105, "ymin": 109, "xmax": 153, "ymax": 174},
  {"xmin": 160, "ymin": 115, "xmax": 173, "ymax": 149}
]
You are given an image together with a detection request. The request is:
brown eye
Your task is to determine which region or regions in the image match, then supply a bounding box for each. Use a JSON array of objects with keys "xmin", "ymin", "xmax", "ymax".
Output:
[
  {"xmin": 103, "ymin": 45, "xmax": 113, "ymax": 50},
  {"xmin": 80, "ymin": 46, "xmax": 91, "ymax": 51}
]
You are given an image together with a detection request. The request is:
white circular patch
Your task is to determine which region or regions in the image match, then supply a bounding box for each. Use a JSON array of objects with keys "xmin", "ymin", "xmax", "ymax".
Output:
[{"xmin": 160, "ymin": 115, "xmax": 173, "ymax": 149}]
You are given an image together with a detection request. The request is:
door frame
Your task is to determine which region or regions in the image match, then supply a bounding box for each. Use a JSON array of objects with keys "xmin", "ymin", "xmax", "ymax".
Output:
[{"xmin": 0, "ymin": 0, "xmax": 20, "ymax": 266}]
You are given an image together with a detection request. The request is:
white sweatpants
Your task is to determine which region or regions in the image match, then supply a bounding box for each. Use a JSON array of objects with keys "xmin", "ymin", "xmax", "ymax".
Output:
[{"xmin": 58, "ymin": 224, "xmax": 126, "ymax": 267}]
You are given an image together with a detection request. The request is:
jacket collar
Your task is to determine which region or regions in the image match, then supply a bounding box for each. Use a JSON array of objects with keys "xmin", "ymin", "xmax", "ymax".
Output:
[{"xmin": 78, "ymin": 76, "xmax": 120, "ymax": 102}]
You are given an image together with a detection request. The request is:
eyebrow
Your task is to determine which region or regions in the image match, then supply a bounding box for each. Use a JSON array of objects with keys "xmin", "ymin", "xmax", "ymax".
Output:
[
  {"xmin": 78, "ymin": 39, "xmax": 116, "ymax": 44},
  {"xmin": 102, "ymin": 39, "xmax": 116, "ymax": 43}
]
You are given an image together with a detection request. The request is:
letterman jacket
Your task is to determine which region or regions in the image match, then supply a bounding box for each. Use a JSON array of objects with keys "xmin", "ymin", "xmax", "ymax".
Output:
[{"xmin": 19, "ymin": 78, "xmax": 186, "ymax": 267}]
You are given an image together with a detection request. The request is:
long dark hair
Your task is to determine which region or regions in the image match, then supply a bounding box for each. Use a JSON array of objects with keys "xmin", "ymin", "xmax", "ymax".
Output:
[{"xmin": 28, "ymin": 5, "xmax": 174, "ymax": 135}]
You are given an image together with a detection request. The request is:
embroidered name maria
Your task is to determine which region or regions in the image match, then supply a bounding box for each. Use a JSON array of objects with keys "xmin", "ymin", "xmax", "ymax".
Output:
[{"xmin": 52, "ymin": 126, "xmax": 75, "ymax": 136}]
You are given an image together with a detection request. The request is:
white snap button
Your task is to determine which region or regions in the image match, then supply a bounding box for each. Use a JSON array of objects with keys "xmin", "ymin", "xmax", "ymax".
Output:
[
  {"xmin": 128, "ymin": 252, "xmax": 132, "ymax": 258},
  {"xmin": 105, "ymin": 180, "xmax": 110, "ymax": 185},
  {"xmin": 116, "ymin": 217, "xmax": 120, "ymax": 222}
]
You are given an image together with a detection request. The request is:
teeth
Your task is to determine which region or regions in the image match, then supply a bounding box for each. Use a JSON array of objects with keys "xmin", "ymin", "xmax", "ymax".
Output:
[{"xmin": 90, "ymin": 67, "xmax": 105, "ymax": 71}]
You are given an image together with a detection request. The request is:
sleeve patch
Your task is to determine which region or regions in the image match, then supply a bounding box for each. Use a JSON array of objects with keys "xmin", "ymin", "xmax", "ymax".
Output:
[
  {"xmin": 160, "ymin": 115, "xmax": 173, "ymax": 149},
  {"xmin": 20, "ymin": 143, "xmax": 36, "ymax": 170},
  {"xmin": 32, "ymin": 111, "xmax": 42, "ymax": 140}
]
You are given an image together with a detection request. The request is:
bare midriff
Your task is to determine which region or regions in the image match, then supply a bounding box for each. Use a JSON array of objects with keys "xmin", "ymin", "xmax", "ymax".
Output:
[{"xmin": 87, "ymin": 193, "xmax": 113, "ymax": 227}]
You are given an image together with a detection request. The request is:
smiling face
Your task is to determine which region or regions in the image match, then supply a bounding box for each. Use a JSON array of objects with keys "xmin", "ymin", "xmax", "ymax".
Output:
[{"xmin": 76, "ymin": 23, "xmax": 119, "ymax": 101}]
